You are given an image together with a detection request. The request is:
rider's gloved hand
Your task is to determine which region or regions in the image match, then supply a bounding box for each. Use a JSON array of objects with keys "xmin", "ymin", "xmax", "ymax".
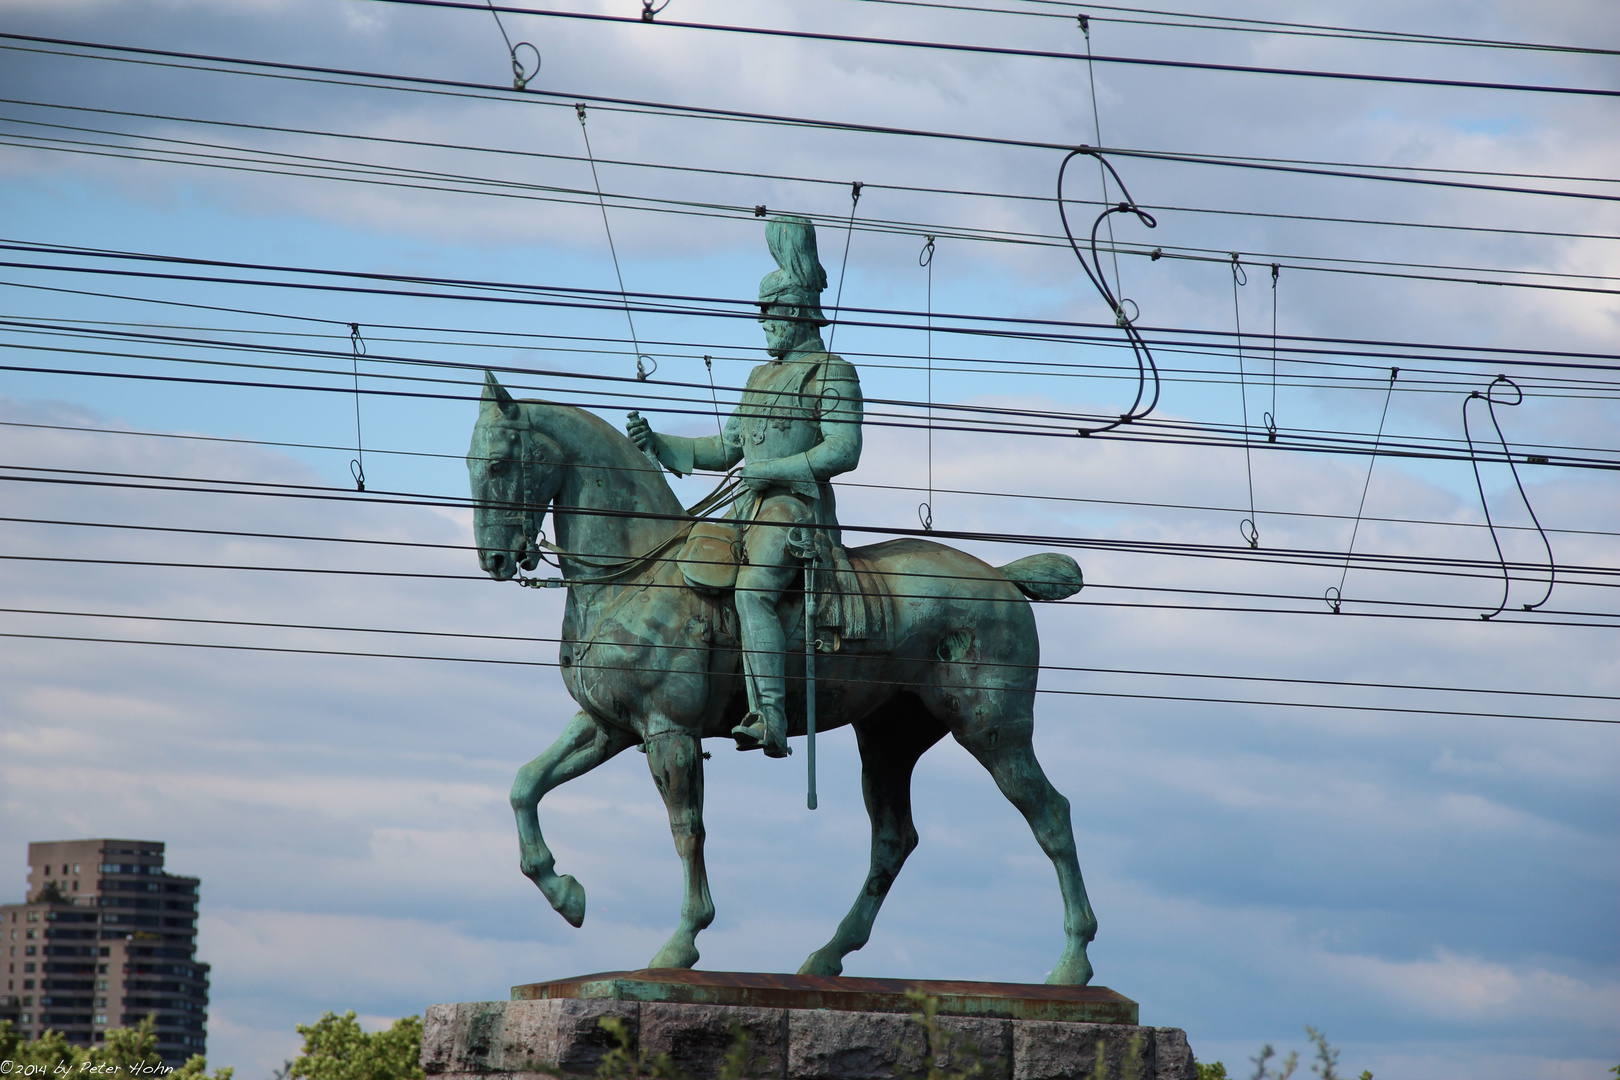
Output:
[{"xmin": 626, "ymin": 411, "xmax": 656, "ymax": 452}]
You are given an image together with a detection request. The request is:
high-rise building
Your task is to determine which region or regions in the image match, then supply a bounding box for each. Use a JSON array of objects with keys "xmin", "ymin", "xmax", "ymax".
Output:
[{"xmin": 1, "ymin": 840, "xmax": 210, "ymax": 1064}]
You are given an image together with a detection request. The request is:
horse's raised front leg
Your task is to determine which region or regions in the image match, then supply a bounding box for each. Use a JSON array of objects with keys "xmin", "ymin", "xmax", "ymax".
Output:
[
  {"xmin": 800, "ymin": 696, "xmax": 946, "ymax": 977},
  {"xmin": 511, "ymin": 709, "xmax": 635, "ymax": 927},
  {"xmin": 959, "ymin": 716, "xmax": 1097, "ymax": 985},
  {"xmin": 644, "ymin": 728, "xmax": 715, "ymax": 969}
]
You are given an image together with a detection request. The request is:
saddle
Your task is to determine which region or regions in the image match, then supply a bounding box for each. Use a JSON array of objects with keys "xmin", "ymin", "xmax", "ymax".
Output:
[{"xmin": 675, "ymin": 523, "xmax": 891, "ymax": 650}]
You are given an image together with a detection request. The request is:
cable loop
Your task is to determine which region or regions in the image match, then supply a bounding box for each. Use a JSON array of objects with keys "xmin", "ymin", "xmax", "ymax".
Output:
[
  {"xmin": 641, "ymin": 0, "xmax": 671, "ymax": 21},
  {"xmin": 635, "ymin": 354, "xmax": 657, "ymax": 381},
  {"xmin": 1324, "ymin": 586, "xmax": 1342, "ymax": 614},
  {"xmin": 1463, "ymin": 374, "xmax": 1554, "ymax": 619},
  {"xmin": 1240, "ymin": 517, "xmax": 1259, "ymax": 549},
  {"xmin": 1229, "ymin": 253, "xmax": 1248, "ymax": 286},
  {"xmin": 918, "ymin": 502, "xmax": 933, "ymax": 531},
  {"xmin": 919, "ymin": 234, "xmax": 935, "ymax": 267},
  {"xmin": 509, "ymin": 41, "xmax": 540, "ymax": 90},
  {"xmin": 482, "ymin": 1, "xmax": 539, "ymax": 90},
  {"xmin": 1057, "ymin": 146, "xmax": 1161, "ymax": 436}
]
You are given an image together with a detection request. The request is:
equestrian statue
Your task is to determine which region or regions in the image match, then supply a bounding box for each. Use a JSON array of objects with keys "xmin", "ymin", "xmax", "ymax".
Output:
[{"xmin": 467, "ymin": 215, "xmax": 1098, "ymax": 984}]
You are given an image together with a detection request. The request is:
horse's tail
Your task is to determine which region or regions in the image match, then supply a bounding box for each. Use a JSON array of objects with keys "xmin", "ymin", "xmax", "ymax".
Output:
[{"xmin": 998, "ymin": 552, "xmax": 1084, "ymax": 601}]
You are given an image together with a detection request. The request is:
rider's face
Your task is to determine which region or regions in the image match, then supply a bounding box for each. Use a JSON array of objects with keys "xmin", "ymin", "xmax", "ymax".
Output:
[{"xmin": 758, "ymin": 301, "xmax": 804, "ymax": 358}]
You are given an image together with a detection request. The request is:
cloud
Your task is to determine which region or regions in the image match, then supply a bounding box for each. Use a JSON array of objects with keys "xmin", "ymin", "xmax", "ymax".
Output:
[{"xmin": 2, "ymin": 3, "xmax": 1618, "ymax": 1078}]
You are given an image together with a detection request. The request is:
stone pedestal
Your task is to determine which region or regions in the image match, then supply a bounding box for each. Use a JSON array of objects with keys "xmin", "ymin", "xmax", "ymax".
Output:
[{"xmin": 420, "ymin": 971, "xmax": 1196, "ymax": 1080}]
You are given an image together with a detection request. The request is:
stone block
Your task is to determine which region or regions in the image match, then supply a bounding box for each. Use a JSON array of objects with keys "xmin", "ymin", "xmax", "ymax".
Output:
[
  {"xmin": 788, "ymin": 1009, "xmax": 919, "ymax": 1080},
  {"xmin": 1012, "ymin": 1021, "xmax": 1153, "ymax": 1080},
  {"xmin": 638, "ymin": 1003, "xmax": 789, "ymax": 1078},
  {"xmin": 450, "ymin": 1001, "xmax": 514, "ymax": 1074},
  {"xmin": 422, "ymin": 987, "xmax": 1196, "ymax": 1080},
  {"xmin": 1150, "ymin": 1029, "xmax": 1196, "ymax": 1080},
  {"xmin": 538, "ymin": 998, "xmax": 640, "ymax": 1075},
  {"xmin": 421, "ymin": 1003, "xmax": 462, "ymax": 1074}
]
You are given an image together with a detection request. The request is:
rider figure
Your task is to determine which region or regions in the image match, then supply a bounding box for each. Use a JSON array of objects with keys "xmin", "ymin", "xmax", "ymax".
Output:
[{"xmin": 627, "ymin": 215, "xmax": 863, "ymax": 759}]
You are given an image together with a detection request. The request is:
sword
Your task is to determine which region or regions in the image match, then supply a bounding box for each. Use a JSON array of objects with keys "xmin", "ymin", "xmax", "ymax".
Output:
[{"xmin": 804, "ymin": 549, "xmax": 818, "ymax": 811}]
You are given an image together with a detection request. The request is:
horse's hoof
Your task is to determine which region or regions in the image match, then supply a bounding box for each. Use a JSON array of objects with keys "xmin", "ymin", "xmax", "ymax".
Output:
[
  {"xmin": 797, "ymin": 950, "xmax": 843, "ymax": 977},
  {"xmin": 648, "ymin": 939, "xmax": 699, "ymax": 970},
  {"xmin": 1045, "ymin": 951, "xmax": 1093, "ymax": 986},
  {"xmin": 548, "ymin": 874, "xmax": 586, "ymax": 928}
]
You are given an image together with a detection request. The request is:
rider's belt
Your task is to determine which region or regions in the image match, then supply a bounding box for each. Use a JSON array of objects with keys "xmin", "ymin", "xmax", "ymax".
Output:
[{"xmin": 678, "ymin": 520, "xmax": 743, "ymax": 593}]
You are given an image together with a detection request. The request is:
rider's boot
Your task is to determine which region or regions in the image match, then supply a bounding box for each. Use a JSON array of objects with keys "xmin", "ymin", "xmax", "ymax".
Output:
[{"xmin": 733, "ymin": 599, "xmax": 792, "ymax": 759}]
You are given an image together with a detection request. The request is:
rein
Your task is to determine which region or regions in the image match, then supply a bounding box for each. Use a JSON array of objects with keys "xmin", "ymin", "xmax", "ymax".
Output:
[{"xmin": 500, "ymin": 422, "xmax": 743, "ymax": 588}]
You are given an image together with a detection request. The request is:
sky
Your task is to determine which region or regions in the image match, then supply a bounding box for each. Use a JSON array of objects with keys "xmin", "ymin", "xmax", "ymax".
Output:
[{"xmin": 0, "ymin": 2, "xmax": 1617, "ymax": 1078}]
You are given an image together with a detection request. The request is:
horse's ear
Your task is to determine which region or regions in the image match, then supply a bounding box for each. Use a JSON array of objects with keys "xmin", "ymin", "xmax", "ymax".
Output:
[{"xmin": 483, "ymin": 370, "xmax": 520, "ymax": 420}]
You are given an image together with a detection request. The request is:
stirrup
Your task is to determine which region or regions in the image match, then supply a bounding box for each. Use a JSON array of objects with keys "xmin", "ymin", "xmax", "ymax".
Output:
[{"xmin": 731, "ymin": 715, "xmax": 791, "ymax": 758}]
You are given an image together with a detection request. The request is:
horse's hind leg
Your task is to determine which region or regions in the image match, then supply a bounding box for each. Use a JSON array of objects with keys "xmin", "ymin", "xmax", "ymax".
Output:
[
  {"xmin": 645, "ymin": 728, "xmax": 715, "ymax": 970},
  {"xmin": 512, "ymin": 709, "xmax": 635, "ymax": 927},
  {"xmin": 800, "ymin": 695, "xmax": 947, "ymax": 977},
  {"xmin": 958, "ymin": 714, "xmax": 1097, "ymax": 985}
]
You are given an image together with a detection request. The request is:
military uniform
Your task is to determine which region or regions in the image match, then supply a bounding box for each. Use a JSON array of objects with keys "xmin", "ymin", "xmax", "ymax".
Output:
[{"xmin": 655, "ymin": 348, "xmax": 863, "ymax": 754}]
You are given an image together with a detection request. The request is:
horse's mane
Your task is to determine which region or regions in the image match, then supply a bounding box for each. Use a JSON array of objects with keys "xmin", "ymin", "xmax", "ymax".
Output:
[{"xmin": 520, "ymin": 398, "xmax": 686, "ymax": 518}]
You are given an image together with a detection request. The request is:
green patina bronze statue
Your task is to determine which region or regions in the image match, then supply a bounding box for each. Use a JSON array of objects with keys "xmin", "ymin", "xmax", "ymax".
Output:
[
  {"xmin": 627, "ymin": 216, "xmax": 860, "ymax": 760},
  {"xmin": 467, "ymin": 217, "xmax": 1097, "ymax": 984}
]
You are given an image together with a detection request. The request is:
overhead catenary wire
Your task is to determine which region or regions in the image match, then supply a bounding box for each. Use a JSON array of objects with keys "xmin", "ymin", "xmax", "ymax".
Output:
[
  {"xmin": 314, "ymin": 4, "xmax": 1620, "ymax": 100},
  {"xmin": 9, "ymin": 122, "xmax": 1618, "ymax": 297},
  {"xmin": 4, "ymin": 627, "xmax": 1614, "ymax": 725},
  {"xmin": 7, "ymin": 468, "xmax": 1619, "ymax": 608},
  {"xmin": 5, "ymin": 321, "xmax": 1616, "ymax": 478},
  {"xmin": 2, "ymin": 606, "xmax": 1614, "ymax": 720},
  {"xmin": 842, "ymin": 0, "xmax": 1620, "ymax": 58},
  {"xmin": 8, "ymin": 35, "xmax": 1620, "ymax": 210},
  {"xmin": 8, "ymin": 100, "xmax": 1619, "ymax": 252}
]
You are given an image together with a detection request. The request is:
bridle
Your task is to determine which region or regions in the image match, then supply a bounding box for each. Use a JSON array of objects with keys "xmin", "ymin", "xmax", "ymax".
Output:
[
  {"xmin": 480, "ymin": 414, "xmax": 746, "ymax": 589},
  {"xmin": 479, "ymin": 420, "xmax": 549, "ymax": 571}
]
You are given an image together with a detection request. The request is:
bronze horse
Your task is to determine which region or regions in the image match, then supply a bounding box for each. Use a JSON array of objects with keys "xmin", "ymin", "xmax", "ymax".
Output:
[{"xmin": 468, "ymin": 371, "xmax": 1097, "ymax": 983}]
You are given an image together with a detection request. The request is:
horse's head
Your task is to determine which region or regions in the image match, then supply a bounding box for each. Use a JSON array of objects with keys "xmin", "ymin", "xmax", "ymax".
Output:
[{"xmin": 468, "ymin": 370, "xmax": 564, "ymax": 581}]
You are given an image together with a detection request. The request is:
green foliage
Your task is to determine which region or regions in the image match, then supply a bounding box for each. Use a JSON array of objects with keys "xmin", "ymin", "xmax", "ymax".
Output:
[
  {"xmin": 713, "ymin": 1026, "xmax": 759, "ymax": 1080},
  {"xmin": 1080, "ymin": 1033, "xmax": 1143, "ymax": 1080},
  {"xmin": 593, "ymin": 1017, "xmax": 682, "ymax": 1080},
  {"xmin": 899, "ymin": 990, "xmax": 985, "ymax": 1080},
  {"xmin": 0, "ymin": 1015, "xmax": 231, "ymax": 1080},
  {"xmin": 1198, "ymin": 1027, "xmax": 1370, "ymax": 1080},
  {"xmin": 288, "ymin": 1012, "xmax": 423, "ymax": 1080}
]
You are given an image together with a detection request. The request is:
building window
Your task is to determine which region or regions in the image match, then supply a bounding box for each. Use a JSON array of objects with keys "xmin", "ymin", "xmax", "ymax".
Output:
[
  {"xmin": 26, "ymin": 930, "xmax": 36, "ymax": 938},
  {"xmin": 20, "ymin": 1013, "xmax": 29, "ymax": 1023},
  {"xmin": 24, "ymin": 981, "xmax": 34, "ymax": 990},
  {"xmin": 97, "ymin": 980, "xmax": 108, "ymax": 990},
  {"xmin": 26, "ymin": 947, "xmax": 36, "ymax": 956},
  {"xmin": 94, "ymin": 1014, "xmax": 107, "ymax": 1025},
  {"xmin": 24, "ymin": 963, "xmax": 34, "ymax": 972},
  {"xmin": 74, "ymin": 865, "xmax": 81, "ymax": 874},
  {"xmin": 97, "ymin": 997, "xmax": 107, "ymax": 1007}
]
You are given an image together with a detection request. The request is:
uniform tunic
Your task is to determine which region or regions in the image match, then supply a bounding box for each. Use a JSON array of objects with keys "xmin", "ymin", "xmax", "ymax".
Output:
[{"xmin": 662, "ymin": 351, "xmax": 863, "ymax": 543}]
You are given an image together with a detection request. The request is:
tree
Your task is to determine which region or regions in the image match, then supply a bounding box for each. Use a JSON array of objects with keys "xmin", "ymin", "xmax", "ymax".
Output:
[
  {"xmin": 0, "ymin": 1015, "xmax": 232, "ymax": 1080},
  {"xmin": 288, "ymin": 1012, "xmax": 424, "ymax": 1080}
]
